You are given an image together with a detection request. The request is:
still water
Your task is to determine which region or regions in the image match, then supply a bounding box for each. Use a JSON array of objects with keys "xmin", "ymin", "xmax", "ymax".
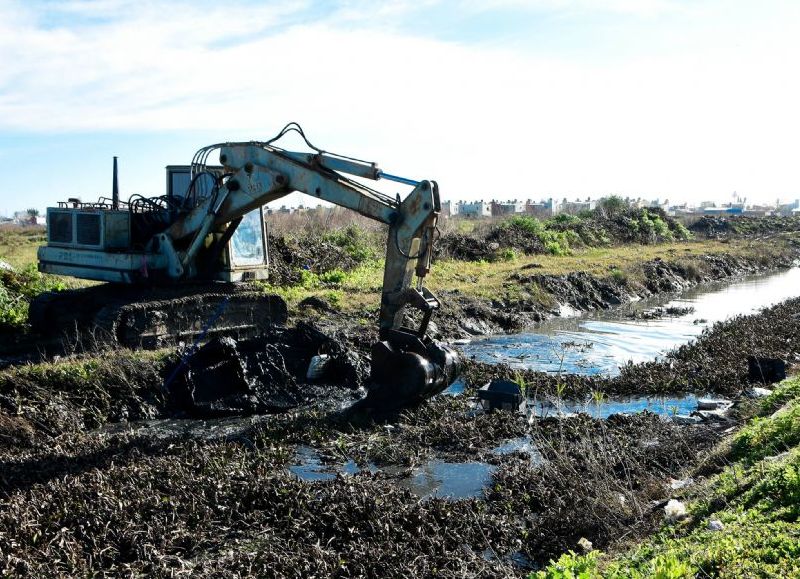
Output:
[{"xmin": 460, "ymin": 266, "xmax": 800, "ymax": 376}]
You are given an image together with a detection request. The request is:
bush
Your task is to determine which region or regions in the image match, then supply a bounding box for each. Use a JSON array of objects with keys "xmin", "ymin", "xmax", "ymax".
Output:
[
  {"xmin": 322, "ymin": 224, "xmax": 377, "ymax": 263},
  {"xmin": 596, "ymin": 195, "xmax": 628, "ymax": 217},
  {"xmin": 499, "ymin": 247, "xmax": 518, "ymax": 262},
  {"xmin": 506, "ymin": 215, "xmax": 545, "ymax": 235},
  {"xmin": 533, "ymin": 550, "xmax": 600, "ymax": 578},
  {"xmin": 545, "ymin": 240, "xmax": 567, "ymax": 256},
  {"xmin": 0, "ymin": 265, "xmax": 68, "ymax": 330},
  {"xmin": 318, "ymin": 269, "xmax": 348, "ymax": 285}
]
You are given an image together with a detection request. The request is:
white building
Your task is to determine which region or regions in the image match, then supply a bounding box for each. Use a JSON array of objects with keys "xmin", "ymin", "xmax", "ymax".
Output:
[{"xmin": 459, "ymin": 201, "xmax": 492, "ymax": 217}]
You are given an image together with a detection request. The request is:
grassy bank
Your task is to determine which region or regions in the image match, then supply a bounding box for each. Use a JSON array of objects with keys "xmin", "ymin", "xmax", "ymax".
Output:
[
  {"xmin": 261, "ymin": 235, "xmax": 798, "ymax": 315},
  {"xmin": 534, "ymin": 376, "xmax": 800, "ymax": 578}
]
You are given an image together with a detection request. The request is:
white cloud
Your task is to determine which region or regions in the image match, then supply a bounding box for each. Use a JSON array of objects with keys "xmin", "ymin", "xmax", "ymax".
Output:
[{"xmin": 0, "ymin": 0, "xmax": 798, "ymax": 202}]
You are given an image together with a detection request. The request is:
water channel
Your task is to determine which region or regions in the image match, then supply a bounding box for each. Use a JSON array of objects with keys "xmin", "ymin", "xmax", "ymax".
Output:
[{"xmin": 459, "ymin": 266, "xmax": 800, "ymax": 376}]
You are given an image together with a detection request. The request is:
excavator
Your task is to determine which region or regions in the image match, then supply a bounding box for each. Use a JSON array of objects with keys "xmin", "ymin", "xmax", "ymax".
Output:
[{"xmin": 31, "ymin": 123, "xmax": 460, "ymax": 407}]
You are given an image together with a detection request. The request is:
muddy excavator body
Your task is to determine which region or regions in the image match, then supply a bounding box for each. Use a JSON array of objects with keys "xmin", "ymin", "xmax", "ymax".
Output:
[{"xmin": 32, "ymin": 123, "xmax": 460, "ymax": 409}]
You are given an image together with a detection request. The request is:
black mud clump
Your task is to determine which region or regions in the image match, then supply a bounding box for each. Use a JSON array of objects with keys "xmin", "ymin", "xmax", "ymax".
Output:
[
  {"xmin": 166, "ymin": 322, "xmax": 369, "ymax": 417},
  {"xmin": 435, "ymin": 232, "xmax": 500, "ymax": 262},
  {"xmin": 485, "ymin": 223, "xmax": 547, "ymax": 255},
  {"xmin": 690, "ymin": 215, "xmax": 800, "ymax": 238},
  {"xmin": 0, "ymin": 351, "xmax": 166, "ymax": 439}
]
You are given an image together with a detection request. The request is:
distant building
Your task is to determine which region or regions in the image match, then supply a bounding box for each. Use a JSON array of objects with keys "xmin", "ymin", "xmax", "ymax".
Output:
[
  {"xmin": 777, "ymin": 199, "xmax": 800, "ymax": 216},
  {"xmin": 459, "ymin": 201, "xmax": 492, "ymax": 217},
  {"xmin": 490, "ymin": 199, "xmax": 526, "ymax": 217},
  {"xmin": 560, "ymin": 198, "xmax": 596, "ymax": 215},
  {"xmin": 702, "ymin": 205, "xmax": 743, "ymax": 216},
  {"xmin": 441, "ymin": 200, "xmax": 459, "ymax": 218},
  {"xmin": 524, "ymin": 198, "xmax": 560, "ymax": 218}
]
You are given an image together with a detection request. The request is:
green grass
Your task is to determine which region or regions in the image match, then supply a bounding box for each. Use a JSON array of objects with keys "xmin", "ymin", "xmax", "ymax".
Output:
[
  {"xmin": 532, "ymin": 375, "xmax": 800, "ymax": 578},
  {"xmin": 0, "ymin": 225, "xmax": 45, "ymax": 269}
]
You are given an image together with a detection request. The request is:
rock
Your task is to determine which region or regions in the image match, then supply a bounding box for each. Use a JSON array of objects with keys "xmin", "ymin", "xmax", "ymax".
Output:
[
  {"xmin": 693, "ymin": 410, "xmax": 734, "ymax": 423},
  {"xmin": 577, "ymin": 537, "xmax": 593, "ymax": 553},
  {"xmin": 708, "ymin": 519, "xmax": 725, "ymax": 531},
  {"xmin": 672, "ymin": 414, "xmax": 703, "ymax": 425},
  {"xmin": 298, "ymin": 296, "xmax": 333, "ymax": 312},
  {"xmin": 745, "ymin": 386, "xmax": 773, "ymax": 398},
  {"xmin": 0, "ymin": 260, "xmax": 13, "ymax": 271},
  {"xmin": 697, "ymin": 398, "xmax": 732, "ymax": 411},
  {"xmin": 664, "ymin": 499, "xmax": 688, "ymax": 522},
  {"xmin": 748, "ymin": 356, "xmax": 786, "ymax": 384}
]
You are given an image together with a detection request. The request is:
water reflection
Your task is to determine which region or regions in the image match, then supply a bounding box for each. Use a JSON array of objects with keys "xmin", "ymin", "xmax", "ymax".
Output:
[{"xmin": 462, "ymin": 267, "xmax": 800, "ymax": 376}]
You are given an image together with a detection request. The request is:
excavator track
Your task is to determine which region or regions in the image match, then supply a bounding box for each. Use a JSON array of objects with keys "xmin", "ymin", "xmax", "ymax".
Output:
[{"xmin": 30, "ymin": 284, "xmax": 288, "ymax": 349}]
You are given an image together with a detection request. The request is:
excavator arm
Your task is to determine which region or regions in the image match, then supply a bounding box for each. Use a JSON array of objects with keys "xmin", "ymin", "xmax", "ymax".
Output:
[{"xmin": 154, "ymin": 130, "xmax": 460, "ymax": 407}]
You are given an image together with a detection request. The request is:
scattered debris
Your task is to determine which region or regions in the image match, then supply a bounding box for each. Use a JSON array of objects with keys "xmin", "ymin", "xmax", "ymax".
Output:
[
  {"xmin": 745, "ymin": 386, "xmax": 773, "ymax": 398},
  {"xmin": 478, "ymin": 379, "xmax": 525, "ymax": 412},
  {"xmin": 669, "ymin": 477, "xmax": 695, "ymax": 490},
  {"xmin": 664, "ymin": 499, "xmax": 688, "ymax": 522}
]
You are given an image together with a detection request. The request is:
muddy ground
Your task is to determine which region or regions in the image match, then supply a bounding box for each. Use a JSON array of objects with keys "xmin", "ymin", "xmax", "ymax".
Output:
[
  {"xmin": 2, "ymin": 221, "xmax": 800, "ymax": 575},
  {"xmin": 2, "ymin": 288, "xmax": 800, "ymax": 575}
]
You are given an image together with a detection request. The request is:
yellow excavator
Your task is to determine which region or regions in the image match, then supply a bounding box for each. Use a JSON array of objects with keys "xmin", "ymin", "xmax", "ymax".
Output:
[{"xmin": 31, "ymin": 123, "xmax": 460, "ymax": 406}]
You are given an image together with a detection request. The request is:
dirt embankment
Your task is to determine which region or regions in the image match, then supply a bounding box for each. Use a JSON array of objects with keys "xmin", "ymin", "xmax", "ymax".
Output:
[{"xmin": 432, "ymin": 249, "xmax": 799, "ymax": 340}]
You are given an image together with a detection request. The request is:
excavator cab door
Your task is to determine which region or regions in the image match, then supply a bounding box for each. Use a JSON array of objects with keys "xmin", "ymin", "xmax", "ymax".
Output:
[{"xmin": 217, "ymin": 207, "xmax": 270, "ymax": 282}]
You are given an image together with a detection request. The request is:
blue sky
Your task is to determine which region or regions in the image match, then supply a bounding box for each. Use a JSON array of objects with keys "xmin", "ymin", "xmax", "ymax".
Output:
[{"xmin": 1, "ymin": 0, "xmax": 799, "ymax": 214}]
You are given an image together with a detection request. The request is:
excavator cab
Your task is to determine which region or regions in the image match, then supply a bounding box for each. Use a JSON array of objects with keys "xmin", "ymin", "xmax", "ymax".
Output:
[{"xmin": 166, "ymin": 165, "xmax": 269, "ymax": 282}]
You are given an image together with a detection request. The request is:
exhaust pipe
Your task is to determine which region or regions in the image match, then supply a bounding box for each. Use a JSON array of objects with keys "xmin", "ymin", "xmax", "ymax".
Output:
[{"xmin": 112, "ymin": 156, "xmax": 119, "ymax": 210}]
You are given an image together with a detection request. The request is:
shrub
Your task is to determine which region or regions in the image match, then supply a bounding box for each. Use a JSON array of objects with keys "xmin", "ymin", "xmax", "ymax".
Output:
[
  {"xmin": 506, "ymin": 215, "xmax": 545, "ymax": 235},
  {"xmin": 596, "ymin": 195, "xmax": 628, "ymax": 217},
  {"xmin": 671, "ymin": 222, "xmax": 693, "ymax": 241},
  {"xmin": 611, "ymin": 268, "xmax": 627, "ymax": 284},
  {"xmin": 551, "ymin": 214, "xmax": 582, "ymax": 225},
  {"xmin": 319, "ymin": 269, "xmax": 348, "ymax": 285},
  {"xmin": 545, "ymin": 240, "xmax": 567, "ymax": 256},
  {"xmin": 651, "ymin": 216, "xmax": 673, "ymax": 241},
  {"xmin": 322, "ymin": 224, "xmax": 377, "ymax": 263},
  {"xmin": 0, "ymin": 265, "xmax": 68, "ymax": 330},
  {"xmin": 533, "ymin": 550, "xmax": 601, "ymax": 578},
  {"xmin": 499, "ymin": 247, "xmax": 518, "ymax": 262}
]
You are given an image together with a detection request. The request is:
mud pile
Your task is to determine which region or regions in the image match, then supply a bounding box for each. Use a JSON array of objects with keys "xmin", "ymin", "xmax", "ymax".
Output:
[
  {"xmin": 690, "ymin": 215, "xmax": 800, "ymax": 237},
  {"xmin": 167, "ymin": 324, "xmax": 368, "ymax": 417}
]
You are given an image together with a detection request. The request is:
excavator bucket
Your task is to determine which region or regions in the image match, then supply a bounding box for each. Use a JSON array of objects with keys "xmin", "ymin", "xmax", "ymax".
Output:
[{"xmin": 366, "ymin": 332, "xmax": 461, "ymax": 410}]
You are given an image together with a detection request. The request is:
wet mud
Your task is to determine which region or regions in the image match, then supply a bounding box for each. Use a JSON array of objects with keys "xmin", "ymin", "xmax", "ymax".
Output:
[{"xmin": 2, "ymin": 231, "xmax": 800, "ymax": 575}]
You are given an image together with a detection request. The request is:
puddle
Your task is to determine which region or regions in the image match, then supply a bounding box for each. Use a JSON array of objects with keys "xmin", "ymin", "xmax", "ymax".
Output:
[
  {"xmin": 289, "ymin": 445, "xmax": 360, "ymax": 481},
  {"xmin": 441, "ymin": 378, "xmax": 466, "ymax": 396},
  {"xmin": 492, "ymin": 435, "xmax": 543, "ymax": 464},
  {"xmin": 462, "ymin": 266, "xmax": 800, "ymax": 375},
  {"xmin": 527, "ymin": 394, "xmax": 700, "ymax": 419},
  {"xmin": 398, "ymin": 460, "xmax": 496, "ymax": 500}
]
